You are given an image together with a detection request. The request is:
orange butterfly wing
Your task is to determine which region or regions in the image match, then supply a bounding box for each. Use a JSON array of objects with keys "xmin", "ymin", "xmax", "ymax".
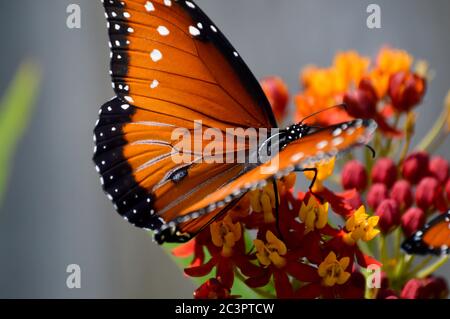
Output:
[{"xmin": 402, "ymin": 211, "xmax": 450, "ymax": 255}]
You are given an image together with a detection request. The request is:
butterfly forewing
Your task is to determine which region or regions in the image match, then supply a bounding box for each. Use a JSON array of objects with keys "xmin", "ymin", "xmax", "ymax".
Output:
[{"xmin": 95, "ymin": 0, "xmax": 277, "ymax": 241}]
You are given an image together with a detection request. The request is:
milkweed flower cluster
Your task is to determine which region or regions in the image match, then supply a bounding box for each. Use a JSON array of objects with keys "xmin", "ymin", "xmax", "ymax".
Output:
[{"xmin": 170, "ymin": 47, "xmax": 450, "ymax": 299}]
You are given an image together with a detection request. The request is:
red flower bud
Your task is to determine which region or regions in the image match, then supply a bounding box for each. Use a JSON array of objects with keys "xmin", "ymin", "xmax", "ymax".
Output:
[
  {"xmin": 390, "ymin": 179, "xmax": 413, "ymax": 210},
  {"xmin": 401, "ymin": 277, "xmax": 449, "ymax": 299},
  {"xmin": 371, "ymin": 158, "xmax": 398, "ymax": 188},
  {"xmin": 446, "ymin": 179, "xmax": 450, "ymax": 202},
  {"xmin": 389, "ymin": 71, "xmax": 426, "ymax": 112},
  {"xmin": 401, "ymin": 278, "xmax": 425, "ymax": 299},
  {"xmin": 415, "ymin": 177, "xmax": 442, "ymax": 211},
  {"xmin": 429, "ymin": 156, "xmax": 449, "ymax": 183},
  {"xmin": 343, "ymin": 87, "xmax": 377, "ymax": 119},
  {"xmin": 422, "ymin": 277, "xmax": 449, "ymax": 299},
  {"xmin": 377, "ymin": 289, "xmax": 398, "ymax": 299},
  {"xmin": 194, "ymin": 278, "xmax": 232, "ymax": 299},
  {"xmin": 367, "ymin": 183, "xmax": 389, "ymax": 210},
  {"xmin": 401, "ymin": 207, "xmax": 426, "ymax": 238},
  {"xmin": 341, "ymin": 160, "xmax": 368, "ymax": 191},
  {"xmin": 375, "ymin": 199, "xmax": 400, "ymax": 234},
  {"xmin": 402, "ymin": 151, "xmax": 430, "ymax": 184},
  {"xmin": 261, "ymin": 76, "xmax": 289, "ymax": 122}
]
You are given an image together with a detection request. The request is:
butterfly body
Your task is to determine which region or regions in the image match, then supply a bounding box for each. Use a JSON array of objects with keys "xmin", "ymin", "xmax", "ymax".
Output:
[{"xmin": 95, "ymin": 0, "xmax": 377, "ymax": 244}]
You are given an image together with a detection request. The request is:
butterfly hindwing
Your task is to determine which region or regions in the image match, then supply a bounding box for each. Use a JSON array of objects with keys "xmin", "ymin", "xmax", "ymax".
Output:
[{"xmin": 402, "ymin": 211, "xmax": 450, "ymax": 256}]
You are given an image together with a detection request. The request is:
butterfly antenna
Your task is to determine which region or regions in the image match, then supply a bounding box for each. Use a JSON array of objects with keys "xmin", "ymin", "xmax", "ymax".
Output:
[
  {"xmin": 258, "ymin": 132, "xmax": 284, "ymax": 162},
  {"xmin": 299, "ymin": 103, "xmax": 348, "ymax": 124}
]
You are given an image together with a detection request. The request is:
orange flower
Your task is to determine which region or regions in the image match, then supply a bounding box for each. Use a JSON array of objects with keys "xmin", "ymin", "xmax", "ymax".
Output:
[
  {"xmin": 333, "ymin": 51, "xmax": 370, "ymax": 87},
  {"xmin": 368, "ymin": 47, "xmax": 413, "ymax": 97},
  {"xmin": 376, "ymin": 47, "xmax": 413, "ymax": 75},
  {"xmin": 296, "ymin": 51, "xmax": 370, "ymax": 126}
]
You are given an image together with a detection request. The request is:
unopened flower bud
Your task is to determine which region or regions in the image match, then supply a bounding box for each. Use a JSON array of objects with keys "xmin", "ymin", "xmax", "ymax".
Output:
[
  {"xmin": 446, "ymin": 179, "xmax": 450, "ymax": 202},
  {"xmin": 401, "ymin": 279, "xmax": 425, "ymax": 299},
  {"xmin": 343, "ymin": 87, "xmax": 377, "ymax": 119},
  {"xmin": 422, "ymin": 277, "xmax": 449, "ymax": 299},
  {"xmin": 415, "ymin": 177, "xmax": 442, "ymax": 211},
  {"xmin": 375, "ymin": 199, "xmax": 400, "ymax": 234},
  {"xmin": 389, "ymin": 71, "xmax": 426, "ymax": 112},
  {"xmin": 341, "ymin": 160, "xmax": 368, "ymax": 191},
  {"xmin": 367, "ymin": 183, "xmax": 389, "ymax": 210},
  {"xmin": 401, "ymin": 207, "xmax": 425, "ymax": 238},
  {"xmin": 429, "ymin": 156, "xmax": 449, "ymax": 183},
  {"xmin": 377, "ymin": 289, "xmax": 398, "ymax": 299},
  {"xmin": 402, "ymin": 152, "xmax": 429, "ymax": 184},
  {"xmin": 390, "ymin": 179, "xmax": 413, "ymax": 210},
  {"xmin": 371, "ymin": 158, "xmax": 397, "ymax": 188}
]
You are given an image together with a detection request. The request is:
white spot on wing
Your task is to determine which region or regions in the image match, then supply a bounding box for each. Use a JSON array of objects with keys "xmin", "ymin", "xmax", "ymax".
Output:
[
  {"xmin": 150, "ymin": 80, "xmax": 159, "ymax": 89},
  {"xmin": 189, "ymin": 26, "xmax": 200, "ymax": 36},
  {"xmin": 150, "ymin": 49, "xmax": 163, "ymax": 62},
  {"xmin": 157, "ymin": 26, "xmax": 170, "ymax": 36},
  {"xmin": 185, "ymin": 1, "xmax": 195, "ymax": 8},
  {"xmin": 316, "ymin": 140, "xmax": 328, "ymax": 150},
  {"xmin": 145, "ymin": 1, "xmax": 155, "ymax": 12}
]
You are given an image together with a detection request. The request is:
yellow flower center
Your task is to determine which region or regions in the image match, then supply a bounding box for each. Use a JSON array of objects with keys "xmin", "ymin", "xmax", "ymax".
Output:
[
  {"xmin": 249, "ymin": 175, "xmax": 295, "ymax": 224},
  {"xmin": 344, "ymin": 206, "xmax": 380, "ymax": 245},
  {"xmin": 318, "ymin": 251, "xmax": 351, "ymax": 287},
  {"xmin": 299, "ymin": 196, "xmax": 329, "ymax": 233},
  {"xmin": 254, "ymin": 231, "xmax": 287, "ymax": 268},
  {"xmin": 210, "ymin": 216, "xmax": 242, "ymax": 257}
]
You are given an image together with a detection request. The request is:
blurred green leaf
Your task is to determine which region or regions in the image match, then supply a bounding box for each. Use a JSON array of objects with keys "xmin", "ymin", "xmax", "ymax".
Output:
[{"xmin": 0, "ymin": 61, "xmax": 41, "ymax": 205}]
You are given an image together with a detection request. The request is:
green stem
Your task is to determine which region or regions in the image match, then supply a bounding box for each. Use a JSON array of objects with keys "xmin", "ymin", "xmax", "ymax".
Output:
[
  {"xmin": 416, "ymin": 256, "xmax": 450, "ymax": 279},
  {"xmin": 379, "ymin": 235, "xmax": 389, "ymax": 267},
  {"xmin": 407, "ymin": 256, "xmax": 433, "ymax": 277},
  {"xmin": 381, "ymin": 114, "xmax": 401, "ymax": 156},
  {"xmin": 416, "ymin": 105, "xmax": 449, "ymax": 152},
  {"xmin": 393, "ymin": 228, "xmax": 402, "ymax": 260}
]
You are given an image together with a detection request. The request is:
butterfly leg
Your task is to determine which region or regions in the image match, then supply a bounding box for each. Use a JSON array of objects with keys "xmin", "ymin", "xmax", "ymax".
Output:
[
  {"xmin": 272, "ymin": 179, "xmax": 284, "ymax": 240},
  {"xmin": 295, "ymin": 167, "xmax": 324, "ymax": 202}
]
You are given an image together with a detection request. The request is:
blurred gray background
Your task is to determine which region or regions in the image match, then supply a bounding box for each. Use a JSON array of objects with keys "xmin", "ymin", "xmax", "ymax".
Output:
[{"xmin": 0, "ymin": 0, "xmax": 449, "ymax": 298}]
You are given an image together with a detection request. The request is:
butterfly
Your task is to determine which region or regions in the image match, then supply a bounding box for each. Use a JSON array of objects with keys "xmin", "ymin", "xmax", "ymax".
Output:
[
  {"xmin": 402, "ymin": 211, "xmax": 450, "ymax": 256},
  {"xmin": 94, "ymin": 0, "xmax": 377, "ymax": 244}
]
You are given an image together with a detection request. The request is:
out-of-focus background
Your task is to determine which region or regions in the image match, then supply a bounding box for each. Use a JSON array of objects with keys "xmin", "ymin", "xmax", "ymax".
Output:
[{"xmin": 0, "ymin": 0, "xmax": 448, "ymax": 298}]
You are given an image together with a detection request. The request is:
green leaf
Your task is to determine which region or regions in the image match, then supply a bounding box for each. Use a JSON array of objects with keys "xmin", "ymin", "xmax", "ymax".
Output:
[{"xmin": 0, "ymin": 61, "xmax": 41, "ymax": 205}]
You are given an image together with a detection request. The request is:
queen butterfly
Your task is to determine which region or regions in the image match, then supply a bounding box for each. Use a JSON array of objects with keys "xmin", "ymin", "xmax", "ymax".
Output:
[
  {"xmin": 94, "ymin": 0, "xmax": 377, "ymax": 244},
  {"xmin": 402, "ymin": 211, "xmax": 450, "ymax": 256}
]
